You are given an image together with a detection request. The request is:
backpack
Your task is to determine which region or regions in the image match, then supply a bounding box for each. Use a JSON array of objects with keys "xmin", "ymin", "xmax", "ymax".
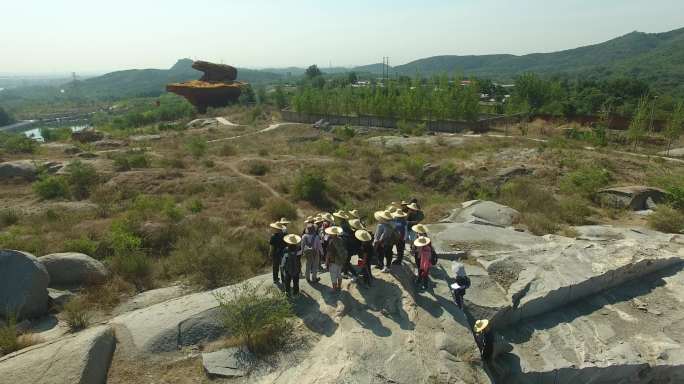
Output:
[{"xmin": 302, "ymin": 235, "xmax": 315, "ymax": 261}]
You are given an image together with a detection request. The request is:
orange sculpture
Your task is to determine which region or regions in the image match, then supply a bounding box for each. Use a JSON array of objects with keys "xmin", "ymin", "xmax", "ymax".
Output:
[{"xmin": 167, "ymin": 61, "xmax": 245, "ymax": 113}]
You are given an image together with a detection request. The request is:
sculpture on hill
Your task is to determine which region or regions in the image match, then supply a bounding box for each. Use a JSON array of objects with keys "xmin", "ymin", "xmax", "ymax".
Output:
[{"xmin": 166, "ymin": 60, "xmax": 245, "ymax": 113}]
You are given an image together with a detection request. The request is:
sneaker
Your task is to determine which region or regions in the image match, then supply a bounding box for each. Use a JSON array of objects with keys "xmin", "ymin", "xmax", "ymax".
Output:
[{"xmin": 382, "ymin": 267, "xmax": 390, "ymax": 273}]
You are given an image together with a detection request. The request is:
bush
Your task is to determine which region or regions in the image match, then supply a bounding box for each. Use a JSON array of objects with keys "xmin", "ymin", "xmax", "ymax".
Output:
[
  {"xmin": 648, "ymin": 205, "xmax": 684, "ymax": 233},
  {"xmin": 40, "ymin": 127, "xmax": 71, "ymax": 142},
  {"xmin": 557, "ymin": 196, "xmax": 593, "ymax": 225},
  {"xmin": 368, "ymin": 163, "xmax": 383, "ymax": 184},
  {"xmin": 63, "ymin": 297, "xmax": 91, "ymax": 332},
  {"xmin": 293, "ymin": 169, "xmax": 327, "ymax": 205},
  {"xmin": 111, "ymin": 252, "xmax": 152, "ymax": 289},
  {"xmin": 188, "ymin": 199, "xmax": 204, "ymax": 213},
  {"xmin": 264, "ymin": 199, "xmax": 297, "ymax": 221},
  {"xmin": 218, "ymin": 143, "xmax": 236, "ymax": 156},
  {"xmin": 0, "ymin": 133, "xmax": 37, "ymax": 154},
  {"xmin": 64, "ymin": 160, "xmax": 99, "ymax": 200},
  {"xmin": 33, "ymin": 176, "xmax": 70, "ymax": 200},
  {"xmin": 215, "ymin": 282, "xmax": 294, "ymax": 354},
  {"xmin": 0, "ymin": 313, "xmax": 41, "ymax": 356},
  {"xmin": 245, "ymin": 160, "xmax": 269, "ymax": 176},
  {"xmin": 112, "ymin": 151, "xmax": 150, "ymax": 172},
  {"xmin": 0, "ymin": 209, "xmax": 20, "ymax": 228},
  {"xmin": 63, "ymin": 236, "xmax": 100, "ymax": 256},
  {"xmin": 186, "ymin": 137, "xmax": 208, "ymax": 158},
  {"xmin": 560, "ymin": 165, "xmax": 611, "ymax": 197},
  {"xmin": 245, "ymin": 192, "xmax": 264, "ymax": 209}
]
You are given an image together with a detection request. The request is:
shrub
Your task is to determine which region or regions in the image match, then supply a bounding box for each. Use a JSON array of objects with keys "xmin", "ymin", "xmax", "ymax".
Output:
[
  {"xmin": 0, "ymin": 133, "xmax": 37, "ymax": 154},
  {"xmin": 64, "ymin": 160, "xmax": 99, "ymax": 200},
  {"xmin": 33, "ymin": 176, "xmax": 70, "ymax": 200},
  {"xmin": 112, "ymin": 151, "xmax": 150, "ymax": 172},
  {"xmin": 215, "ymin": 282, "xmax": 294, "ymax": 354},
  {"xmin": 160, "ymin": 157, "xmax": 186, "ymax": 169},
  {"xmin": 523, "ymin": 212, "xmax": 560, "ymax": 235},
  {"xmin": 111, "ymin": 252, "xmax": 152, "ymax": 289},
  {"xmin": 560, "ymin": 165, "xmax": 611, "ymax": 197},
  {"xmin": 218, "ymin": 143, "xmax": 237, "ymax": 156},
  {"xmin": 202, "ymin": 159, "xmax": 215, "ymax": 168},
  {"xmin": 63, "ymin": 297, "xmax": 91, "ymax": 332},
  {"xmin": 245, "ymin": 192, "xmax": 264, "ymax": 209},
  {"xmin": 264, "ymin": 199, "xmax": 297, "ymax": 221},
  {"xmin": 40, "ymin": 127, "xmax": 72, "ymax": 142},
  {"xmin": 245, "ymin": 160, "xmax": 269, "ymax": 176},
  {"xmin": 186, "ymin": 137, "xmax": 208, "ymax": 158},
  {"xmin": 557, "ymin": 196, "xmax": 593, "ymax": 225},
  {"xmin": 257, "ymin": 148, "xmax": 269, "ymax": 157},
  {"xmin": 420, "ymin": 163, "xmax": 461, "ymax": 192},
  {"xmin": 368, "ymin": 163, "xmax": 383, "ymax": 185},
  {"xmin": 648, "ymin": 205, "xmax": 684, "ymax": 233},
  {"xmin": 334, "ymin": 125, "xmax": 356, "ymax": 140},
  {"xmin": 0, "ymin": 313, "xmax": 41, "ymax": 356},
  {"xmin": 0, "ymin": 209, "xmax": 20, "ymax": 228},
  {"xmin": 63, "ymin": 236, "xmax": 100, "ymax": 256},
  {"xmin": 188, "ymin": 199, "xmax": 204, "ymax": 213},
  {"xmin": 293, "ymin": 169, "xmax": 327, "ymax": 205}
]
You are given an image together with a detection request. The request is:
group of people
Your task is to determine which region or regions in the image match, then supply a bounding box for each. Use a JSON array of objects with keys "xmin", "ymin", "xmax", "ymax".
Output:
[{"xmin": 268, "ymin": 199, "xmax": 436, "ymax": 296}]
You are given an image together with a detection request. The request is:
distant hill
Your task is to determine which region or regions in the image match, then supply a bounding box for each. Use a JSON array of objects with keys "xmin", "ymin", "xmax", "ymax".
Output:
[{"xmin": 366, "ymin": 27, "xmax": 684, "ymax": 94}]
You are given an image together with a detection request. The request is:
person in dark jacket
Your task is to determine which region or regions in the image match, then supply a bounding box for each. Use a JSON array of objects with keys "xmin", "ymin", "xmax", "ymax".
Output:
[
  {"xmin": 335, "ymin": 210, "xmax": 359, "ymax": 279},
  {"xmin": 474, "ymin": 319, "xmax": 494, "ymax": 361},
  {"xmin": 269, "ymin": 222, "xmax": 286, "ymax": 284},
  {"xmin": 281, "ymin": 234, "xmax": 302, "ymax": 296},
  {"xmin": 354, "ymin": 229, "xmax": 375, "ymax": 287}
]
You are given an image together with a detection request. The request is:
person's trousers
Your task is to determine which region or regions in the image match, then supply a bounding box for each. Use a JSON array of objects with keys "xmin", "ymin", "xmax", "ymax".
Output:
[
  {"xmin": 394, "ymin": 240, "xmax": 405, "ymax": 263},
  {"xmin": 342, "ymin": 254, "xmax": 358, "ymax": 276},
  {"xmin": 360, "ymin": 260, "xmax": 373, "ymax": 285},
  {"xmin": 384, "ymin": 246, "xmax": 393, "ymax": 268},
  {"xmin": 284, "ymin": 272, "xmax": 299, "ymax": 295},
  {"xmin": 272, "ymin": 254, "xmax": 282, "ymax": 282},
  {"xmin": 305, "ymin": 253, "xmax": 320, "ymax": 281}
]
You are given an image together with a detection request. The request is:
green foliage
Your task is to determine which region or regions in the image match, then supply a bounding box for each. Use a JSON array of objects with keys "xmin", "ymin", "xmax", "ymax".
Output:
[
  {"xmin": 108, "ymin": 94, "xmax": 195, "ymax": 130},
  {"xmin": 215, "ymin": 282, "xmax": 294, "ymax": 354},
  {"xmin": 420, "ymin": 163, "xmax": 461, "ymax": 192},
  {"xmin": 218, "ymin": 143, "xmax": 236, "ymax": 156},
  {"xmin": 560, "ymin": 165, "xmax": 612, "ymax": 197},
  {"xmin": 627, "ymin": 96, "xmax": 650, "ymax": 149},
  {"xmin": 305, "ymin": 64, "xmax": 323, "ymax": 78},
  {"xmin": 40, "ymin": 127, "xmax": 72, "ymax": 142},
  {"xmin": 293, "ymin": 169, "xmax": 328, "ymax": 205},
  {"xmin": 112, "ymin": 151, "xmax": 150, "ymax": 171},
  {"xmin": 111, "ymin": 252, "xmax": 152, "ymax": 289},
  {"xmin": 0, "ymin": 105, "xmax": 14, "ymax": 126},
  {"xmin": 185, "ymin": 136, "xmax": 208, "ymax": 158},
  {"xmin": 64, "ymin": 160, "xmax": 99, "ymax": 200},
  {"xmin": 63, "ymin": 236, "xmax": 100, "ymax": 256},
  {"xmin": 665, "ymin": 101, "xmax": 684, "ymax": 153},
  {"xmin": 648, "ymin": 205, "xmax": 684, "ymax": 233},
  {"xmin": 333, "ymin": 125, "xmax": 356, "ymax": 140},
  {"xmin": 33, "ymin": 176, "xmax": 70, "ymax": 200},
  {"xmin": 245, "ymin": 192, "xmax": 264, "ymax": 209},
  {"xmin": 239, "ymin": 84, "xmax": 256, "ymax": 105},
  {"xmin": 245, "ymin": 160, "xmax": 269, "ymax": 176},
  {"xmin": 397, "ymin": 120, "xmax": 427, "ymax": 136},
  {"xmin": 0, "ymin": 209, "xmax": 20, "ymax": 229},
  {"xmin": 264, "ymin": 199, "xmax": 297, "ymax": 221},
  {"xmin": 0, "ymin": 133, "xmax": 38, "ymax": 154},
  {"xmin": 188, "ymin": 199, "xmax": 204, "ymax": 214},
  {"xmin": 274, "ymin": 85, "xmax": 287, "ymax": 109},
  {"xmin": 63, "ymin": 298, "xmax": 91, "ymax": 332}
]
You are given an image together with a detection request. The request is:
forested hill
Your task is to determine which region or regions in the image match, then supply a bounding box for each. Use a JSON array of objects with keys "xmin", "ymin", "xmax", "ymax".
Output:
[
  {"xmin": 362, "ymin": 27, "xmax": 684, "ymax": 94},
  {"xmin": 63, "ymin": 59, "xmax": 283, "ymax": 99}
]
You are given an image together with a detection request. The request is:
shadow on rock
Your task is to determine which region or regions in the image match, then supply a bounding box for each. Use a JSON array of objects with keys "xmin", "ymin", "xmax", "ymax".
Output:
[{"xmin": 292, "ymin": 291, "xmax": 338, "ymax": 337}]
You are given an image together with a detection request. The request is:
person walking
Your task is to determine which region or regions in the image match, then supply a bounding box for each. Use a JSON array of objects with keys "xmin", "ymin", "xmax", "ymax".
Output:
[
  {"xmin": 414, "ymin": 236, "xmax": 436, "ymax": 290},
  {"xmin": 410, "ymin": 223, "xmax": 429, "ymax": 267},
  {"xmin": 278, "ymin": 218, "xmax": 291, "ymax": 234},
  {"xmin": 325, "ymin": 226, "xmax": 346, "ymax": 292},
  {"xmin": 302, "ymin": 223, "xmax": 323, "ymax": 283},
  {"xmin": 334, "ymin": 211, "xmax": 358, "ymax": 280},
  {"xmin": 269, "ymin": 222, "xmax": 286, "ymax": 284},
  {"xmin": 355, "ymin": 229, "xmax": 375, "ymax": 287},
  {"xmin": 406, "ymin": 202, "xmax": 425, "ymax": 245},
  {"xmin": 450, "ymin": 260, "xmax": 471, "ymax": 309},
  {"xmin": 391, "ymin": 209, "xmax": 408, "ymax": 265},
  {"xmin": 373, "ymin": 210, "xmax": 395, "ymax": 272},
  {"xmin": 474, "ymin": 319, "xmax": 494, "ymax": 361},
  {"xmin": 281, "ymin": 234, "xmax": 302, "ymax": 297}
]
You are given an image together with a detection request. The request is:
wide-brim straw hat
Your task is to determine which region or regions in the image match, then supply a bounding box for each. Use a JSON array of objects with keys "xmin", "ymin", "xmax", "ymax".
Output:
[
  {"xmin": 474, "ymin": 319, "xmax": 489, "ymax": 333},
  {"xmin": 278, "ymin": 217, "xmax": 291, "ymax": 225},
  {"xmin": 321, "ymin": 212, "xmax": 335, "ymax": 223},
  {"xmin": 348, "ymin": 218, "xmax": 365, "ymax": 230},
  {"xmin": 374, "ymin": 210, "xmax": 393, "ymax": 222},
  {"xmin": 411, "ymin": 224, "xmax": 429, "ymax": 234},
  {"xmin": 386, "ymin": 205, "xmax": 398, "ymax": 212},
  {"xmin": 401, "ymin": 200, "xmax": 410, "ymax": 206},
  {"xmin": 314, "ymin": 215, "xmax": 324, "ymax": 224},
  {"xmin": 270, "ymin": 222, "xmax": 286, "ymax": 230},
  {"xmin": 304, "ymin": 216, "xmax": 314, "ymax": 224},
  {"xmin": 406, "ymin": 202, "xmax": 419, "ymax": 211},
  {"xmin": 284, "ymin": 234, "xmax": 302, "ymax": 245},
  {"xmin": 355, "ymin": 229, "xmax": 372, "ymax": 242},
  {"xmin": 414, "ymin": 236, "xmax": 431, "ymax": 247},
  {"xmin": 324, "ymin": 226, "xmax": 344, "ymax": 236},
  {"xmin": 333, "ymin": 210, "xmax": 350, "ymax": 220},
  {"xmin": 348, "ymin": 209, "xmax": 360, "ymax": 218},
  {"xmin": 391, "ymin": 210, "xmax": 408, "ymax": 219}
]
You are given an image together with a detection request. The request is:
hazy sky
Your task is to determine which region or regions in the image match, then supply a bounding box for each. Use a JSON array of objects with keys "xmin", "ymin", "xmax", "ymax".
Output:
[{"xmin": 2, "ymin": 0, "xmax": 683, "ymax": 74}]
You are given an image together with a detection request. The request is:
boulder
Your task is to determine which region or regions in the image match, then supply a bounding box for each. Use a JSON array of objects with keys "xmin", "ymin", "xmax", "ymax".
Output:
[
  {"xmin": 659, "ymin": 147, "xmax": 684, "ymax": 157},
  {"xmin": 0, "ymin": 325, "xmax": 115, "ymax": 384},
  {"xmin": 71, "ymin": 129, "xmax": 105, "ymax": 143},
  {"xmin": 129, "ymin": 134, "xmax": 162, "ymax": 142},
  {"xmin": 596, "ymin": 186, "xmax": 668, "ymax": 210},
  {"xmin": 0, "ymin": 160, "xmax": 38, "ymax": 181},
  {"xmin": 441, "ymin": 200, "xmax": 521, "ymax": 227},
  {"xmin": 167, "ymin": 61, "xmax": 244, "ymax": 113},
  {"xmin": 492, "ymin": 165, "xmax": 532, "ymax": 184},
  {"xmin": 367, "ymin": 135, "xmax": 465, "ymax": 147},
  {"xmin": 47, "ymin": 288, "xmax": 75, "ymax": 310},
  {"xmin": 0, "ymin": 250, "xmax": 50, "ymax": 320},
  {"xmin": 38, "ymin": 253, "xmax": 108, "ymax": 286},
  {"xmin": 202, "ymin": 348, "xmax": 250, "ymax": 378},
  {"xmin": 91, "ymin": 139, "xmax": 126, "ymax": 149},
  {"xmin": 187, "ymin": 118, "xmax": 218, "ymax": 129},
  {"xmin": 193, "ymin": 60, "xmax": 238, "ymax": 82}
]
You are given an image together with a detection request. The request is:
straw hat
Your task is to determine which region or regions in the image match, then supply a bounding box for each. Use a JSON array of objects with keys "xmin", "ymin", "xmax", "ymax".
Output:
[
  {"xmin": 386, "ymin": 205, "xmax": 398, "ymax": 212},
  {"xmin": 324, "ymin": 226, "xmax": 344, "ymax": 236},
  {"xmin": 355, "ymin": 229, "xmax": 372, "ymax": 242},
  {"xmin": 413, "ymin": 236, "xmax": 431, "ymax": 247},
  {"xmin": 278, "ymin": 217, "xmax": 291, "ymax": 225},
  {"xmin": 390, "ymin": 201, "xmax": 400, "ymax": 207},
  {"xmin": 401, "ymin": 200, "xmax": 410, "ymax": 206},
  {"xmin": 304, "ymin": 216, "xmax": 314, "ymax": 224},
  {"xmin": 314, "ymin": 215, "xmax": 324, "ymax": 224},
  {"xmin": 284, "ymin": 234, "xmax": 302, "ymax": 245},
  {"xmin": 391, "ymin": 210, "xmax": 408, "ymax": 219},
  {"xmin": 411, "ymin": 224, "xmax": 429, "ymax": 234},
  {"xmin": 349, "ymin": 218, "xmax": 365, "ymax": 230},
  {"xmin": 321, "ymin": 212, "xmax": 334, "ymax": 223},
  {"xmin": 348, "ymin": 209, "xmax": 360, "ymax": 219},
  {"xmin": 474, "ymin": 319, "xmax": 489, "ymax": 333},
  {"xmin": 374, "ymin": 210, "xmax": 393, "ymax": 222},
  {"xmin": 406, "ymin": 202, "xmax": 419, "ymax": 211},
  {"xmin": 333, "ymin": 210, "xmax": 350, "ymax": 220},
  {"xmin": 269, "ymin": 222, "xmax": 286, "ymax": 230}
]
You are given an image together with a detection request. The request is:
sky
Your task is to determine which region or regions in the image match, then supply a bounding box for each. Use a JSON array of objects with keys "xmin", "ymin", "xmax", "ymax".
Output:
[{"xmin": 1, "ymin": 0, "xmax": 683, "ymax": 74}]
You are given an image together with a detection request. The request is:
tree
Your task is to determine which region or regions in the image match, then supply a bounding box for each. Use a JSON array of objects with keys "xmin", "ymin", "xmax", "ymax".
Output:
[
  {"xmin": 664, "ymin": 101, "xmax": 684, "ymax": 155},
  {"xmin": 0, "ymin": 106, "xmax": 14, "ymax": 126},
  {"xmin": 239, "ymin": 84, "xmax": 256, "ymax": 104},
  {"xmin": 273, "ymin": 85, "xmax": 287, "ymax": 109},
  {"xmin": 347, "ymin": 71, "xmax": 358, "ymax": 85},
  {"xmin": 628, "ymin": 96, "xmax": 650, "ymax": 151},
  {"xmin": 305, "ymin": 64, "xmax": 322, "ymax": 79}
]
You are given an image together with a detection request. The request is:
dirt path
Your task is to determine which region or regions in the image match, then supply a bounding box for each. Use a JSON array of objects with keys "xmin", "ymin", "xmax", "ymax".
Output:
[
  {"xmin": 207, "ymin": 122, "xmax": 300, "ymax": 143},
  {"xmin": 215, "ymin": 117, "xmax": 242, "ymax": 127}
]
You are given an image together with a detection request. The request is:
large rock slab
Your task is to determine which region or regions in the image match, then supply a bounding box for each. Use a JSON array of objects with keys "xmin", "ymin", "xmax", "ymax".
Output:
[
  {"xmin": 493, "ymin": 263, "xmax": 684, "ymax": 384},
  {"xmin": 202, "ymin": 348, "xmax": 250, "ymax": 378},
  {"xmin": 0, "ymin": 325, "xmax": 115, "ymax": 384},
  {"xmin": 38, "ymin": 252, "xmax": 108, "ymax": 286},
  {"xmin": 427, "ymin": 222, "xmax": 545, "ymax": 258},
  {"xmin": 462, "ymin": 226, "xmax": 684, "ymax": 330},
  {"xmin": 367, "ymin": 135, "xmax": 465, "ymax": 147},
  {"xmin": 0, "ymin": 250, "xmax": 50, "ymax": 320},
  {"xmin": 441, "ymin": 200, "xmax": 521, "ymax": 227},
  {"xmin": 596, "ymin": 186, "xmax": 668, "ymax": 210},
  {"xmin": 0, "ymin": 160, "xmax": 38, "ymax": 181}
]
